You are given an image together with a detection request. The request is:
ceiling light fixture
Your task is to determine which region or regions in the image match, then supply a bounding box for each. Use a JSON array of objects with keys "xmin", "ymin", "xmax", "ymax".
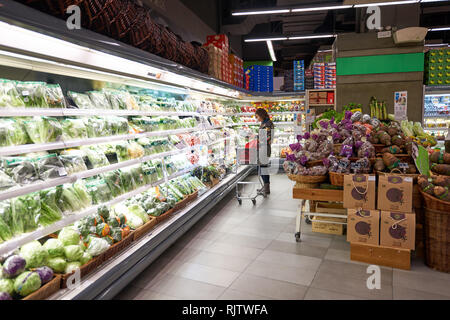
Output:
[
  {"xmin": 291, "ymin": 5, "xmax": 353, "ymax": 12},
  {"xmin": 245, "ymin": 37, "xmax": 288, "ymax": 42},
  {"xmin": 424, "ymin": 43, "xmax": 449, "ymax": 46},
  {"xmin": 266, "ymin": 41, "xmax": 277, "ymax": 61},
  {"xmin": 288, "ymin": 34, "xmax": 336, "ymax": 40},
  {"xmin": 232, "ymin": 9, "xmax": 290, "ymax": 16},
  {"xmin": 354, "ymin": 1, "xmax": 419, "ymax": 8},
  {"xmin": 428, "ymin": 27, "xmax": 450, "ymax": 31}
]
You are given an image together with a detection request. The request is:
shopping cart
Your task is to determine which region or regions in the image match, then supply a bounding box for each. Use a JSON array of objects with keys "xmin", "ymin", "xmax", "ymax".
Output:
[{"xmin": 235, "ymin": 140, "xmax": 267, "ymax": 205}]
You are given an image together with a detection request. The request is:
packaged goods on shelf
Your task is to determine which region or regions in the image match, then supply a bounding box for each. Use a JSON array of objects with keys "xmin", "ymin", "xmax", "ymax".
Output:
[{"xmin": 425, "ymin": 48, "xmax": 450, "ymax": 86}]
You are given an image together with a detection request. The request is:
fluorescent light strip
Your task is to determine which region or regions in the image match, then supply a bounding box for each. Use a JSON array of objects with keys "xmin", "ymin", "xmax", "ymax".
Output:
[
  {"xmin": 288, "ymin": 34, "xmax": 336, "ymax": 40},
  {"xmin": 291, "ymin": 5, "xmax": 352, "ymax": 12},
  {"xmin": 245, "ymin": 37, "xmax": 288, "ymax": 42},
  {"xmin": 424, "ymin": 43, "xmax": 449, "ymax": 46},
  {"xmin": 428, "ymin": 27, "xmax": 450, "ymax": 31},
  {"xmin": 232, "ymin": 9, "xmax": 290, "ymax": 16},
  {"xmin": 354, "ymin": 1, "xmax": 419, "ymax": 7},
  {"xmin": 266, "ymin": 41, "xmax": 277, "ymax": 61}
]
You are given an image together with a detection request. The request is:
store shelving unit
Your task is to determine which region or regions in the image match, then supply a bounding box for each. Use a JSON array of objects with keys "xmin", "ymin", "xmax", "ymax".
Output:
[
  {"xmin": 0, "ymin": 0, "xmax": 306, "ymax": 301},
  {"xmin": 423, "ymin": 88, "xmax": 450, "ymax": 143}
]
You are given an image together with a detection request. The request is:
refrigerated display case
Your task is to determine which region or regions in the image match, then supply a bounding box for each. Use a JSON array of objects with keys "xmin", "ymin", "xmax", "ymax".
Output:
[
  {"xmin": 424, "ymin": 90, "xmax": 450, "ymax": 145},
  {"xmin": 0, "ymin": 3, "xmax": 305, "ymax": 300}
]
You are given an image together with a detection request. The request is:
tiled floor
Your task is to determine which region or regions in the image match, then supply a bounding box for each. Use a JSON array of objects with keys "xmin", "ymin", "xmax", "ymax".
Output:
[{"xmin": 115, "ymin": 174, "xmax": 450, "ymax": 300}]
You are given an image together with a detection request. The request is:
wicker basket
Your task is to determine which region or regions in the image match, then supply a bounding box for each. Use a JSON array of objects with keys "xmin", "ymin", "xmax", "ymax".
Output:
[
  {"xmin": 109, "ymin": 0, "xmax": 137, "ymax": 41},
  {"xmin": 103, "ymin": 231, "xmax": 134, "ymax": 261},
  {"xmin": 287, "ymin": 174, "xmax": 327, "ymax": 189},
  {"xmin": 59, "ymin": 254, "xmax": 105, "ymax": 288},
  {"xmin": 305, "ymin": 160, "xmax": 324, "ymax": 168},
  {"xmin": 173, "ymin": 195, "xmax": 190, "ymax": 211},
  {"xmin": 133, "ymin": 217, "xmax": 157, "ymax": 241},
  {"xmin": 187, "ymin": 190, "xmax": 199, "ymax": 202},
  {"xmin": 22, "ymin": 275, "xmax": 61, "ymax": 300},
  {"xmin": 333, "ymin": 143, "xmax": 342, "ymax": 155},
  {"xmin": 420, "ymin": 189, "xmax": 450, "ymax": 212},
  {"xmin": 424, "ymin": 206, "xmax": 450, "ymax": 273},
  {"xmin": 329, "ymin": 171, "xmax": 345, "ymax": 186},
  {"xmin": 155, "ymin": 208, "xmax": 174, "ymax": 224},
  {"xmin": 373, "ymin": 144, "xmax": 385, "ymax": 153}
]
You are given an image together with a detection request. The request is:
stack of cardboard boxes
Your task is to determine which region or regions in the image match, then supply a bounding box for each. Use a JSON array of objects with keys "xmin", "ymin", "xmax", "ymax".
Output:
[
  {"xmin": 344, "ymin": 174, "xmax": 415, "ymax": 269},
  {"xmin": 309, "ymin": 90, "xmax": 334, "ymax": 105},
  {"xmin": 325, "ymin": 62, "xmax": 336, "ymax": 89},
  {"xmin": 425, "ymin": 48, "xmax": 450, "ymax": 86},
  {"xmin": 229, "ymin": 54, "xmax": 244, "ymax": 88},
  {"xmin": 245, "ymin": 65, "xmax": 274, "ymax": 92},
  {"xmin": 203, "ymin": 34, "xmax": 244, "ymax": 87},
  {"xmin": 313, "ymin": 63, "xmax": 325, "ymax": 89},
  {"xmin": 305, "ymin": 69, "xmax": 314, "ymax": 90},
  {"xmin": 293, "ymin": 60, "xmax": 305, "ymax": 91}
]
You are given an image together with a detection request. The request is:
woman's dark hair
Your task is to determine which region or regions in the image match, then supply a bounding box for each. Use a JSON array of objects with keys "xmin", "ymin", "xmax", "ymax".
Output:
[{"xmin": 255, "ymin": 108, "xmax": 269, "ymax": 120}]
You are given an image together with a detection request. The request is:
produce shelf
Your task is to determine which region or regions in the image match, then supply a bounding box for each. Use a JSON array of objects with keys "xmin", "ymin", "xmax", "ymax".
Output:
[
  {"xmin": 0, "ymin": 165, "xmax": 199, "ymax": 256},
  {"xmin": 48, "ymin": 166, "xmax": 252, "ymax": 300}
]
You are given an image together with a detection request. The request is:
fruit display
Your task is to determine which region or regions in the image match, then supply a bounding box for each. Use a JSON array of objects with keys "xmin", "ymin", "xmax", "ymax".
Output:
[{"xmin": 400, "ymin": 120, "xmax": 437, "ymax": 148}]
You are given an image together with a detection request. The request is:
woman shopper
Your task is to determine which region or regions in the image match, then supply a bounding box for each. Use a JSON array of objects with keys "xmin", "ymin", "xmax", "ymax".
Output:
[{"xmin": 255, "ymin": 108, "xmax": 274, "ymax": 194}]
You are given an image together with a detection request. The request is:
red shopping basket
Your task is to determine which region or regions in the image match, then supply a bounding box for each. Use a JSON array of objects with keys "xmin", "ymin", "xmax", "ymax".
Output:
[{"xmin": 238, "ymin": 140, "xmax": 258, "ymax": 165}]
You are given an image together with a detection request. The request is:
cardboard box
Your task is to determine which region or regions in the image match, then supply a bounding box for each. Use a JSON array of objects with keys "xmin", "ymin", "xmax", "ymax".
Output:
[
  {"xmin": 312, "ymin": 216, "xmax": 345, "ymax": 235},
  {"xmin": 347, "ymin": 209, "xmax": 380, "ymax": 245},
  {"xmin": 380, "ymin": 211, "xmax": 415, "ymax": 250},
  {"xmin": 318, "ymin": 98, "xmax": 328, "ymax": 104},
  {"xmin": 309, "ymin": 92, "xmax": 318, "ymax": 99},
  {"xmin": 318, "ymin": 91, "xmax": 328, "ymax": 98},
  {"xmin": 343, "ymin": 174, "xmax": 376, "ymax": 210},
  {"xmin": 377, "ymin": 175, "xmax": 413, "ymax": 213}
]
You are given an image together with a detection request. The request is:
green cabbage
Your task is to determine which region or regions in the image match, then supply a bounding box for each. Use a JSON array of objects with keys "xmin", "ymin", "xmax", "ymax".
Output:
[
  {"xmin": 64, "ymin": 245, "xmax": 83, "ymax": 262},
  {"xmin": 86, "ymin": 237, "xmax": 110, "ymax": 257},
  {"xmin": 58, "ymin": 227, "xmax": 80, "ymax": 246},
  {"xmin": 0, "ymin": 278, "xmax": 14, "ymax": 295},
  {"xmin": 20, "ymin": 241, "xmax": 48, "ymax": 269},
  {"xmin": 127, "ymin": 204, "xmax": 149, "ymax": 223},
  {"xmin": 43, "ymin": 239, "xmax": 65, "ymax": 258},
  {"xmin": 80, "ymin": 252, "xmax": 92, "ymax": 265},
  {"xmin": 14, "ymin": 271, "xmax": 41, "ymax": 297},
  {"xmin": 47, "ymin": 257, "xmax": 67, "ymax": 273},
  {"xmin": 65, "ymin": 262, "xmax": 81, "ymax": 274}
]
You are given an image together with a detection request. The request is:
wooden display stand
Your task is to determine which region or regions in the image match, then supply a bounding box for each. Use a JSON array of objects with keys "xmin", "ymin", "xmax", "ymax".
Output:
[
  {"xmin": 293, "ymin": 187, "xmax": 343, "ymax": 202},
  {"xmin": 350, "ymin": 243, "xmax": 411, "ymax": 270}
]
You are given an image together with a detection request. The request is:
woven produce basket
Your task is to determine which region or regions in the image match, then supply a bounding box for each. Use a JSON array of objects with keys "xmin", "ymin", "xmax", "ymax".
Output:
[
  {"xmin": 173, "ymin": 195, "xmax": 190, "ymax": 211},
  {"xmin": 133, "ymin": 217, "xmax": 157, "ymax": 241},
  {"xmin": 305, "ymin": 160, "xmax": 324, "ymax": 168},
  {"xmin": 329, "ymin": 171, "xmax": 345, "ymax": 186},
  {"xmin": 373, "ymin": 144, "xmax": 385, "ymax": 153},
  {"xmin": 420, "ymin": 189, "xmax": 450, "ymax": 212},
  {"xmin": 160, "ymin": 27, "xmax": 179, "ymax": 62},
  {"xmin": 109, "ymin": 0, "xmax": 137, "ymax": 41},
  {"xmin": 156, "ymin": 208, "xmax": 174, "ymax": 224},
  {"xmin": 287, "ymin": 174, "xmax": 327, "ymax": 189},
  {"xmin": 103, "ymin": 231, "xmax": 134, "ymax": 261},
  {"xmin": 187, "ymin": 190, "xmax": 199, "ymax": 202},
  {"xmin": 22, "ymin": 275, "xmax": 61, "ymax": 300},
  {"xmin": 59, "ymin": 254, "xmax": 105, "ymax": 288},
  {"xmin": 90, "ymin": 0, "xmax": 124, "ymax": 35},
  {"xmin": 423, "ymin": 206, "xmax": 450, "ymax": 273},
  {"xmin": 333, "ymin": 143, "xmax": 342, "ymax": 155}
]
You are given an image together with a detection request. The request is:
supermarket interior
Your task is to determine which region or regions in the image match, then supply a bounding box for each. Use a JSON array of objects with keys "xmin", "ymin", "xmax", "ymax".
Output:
[{"xmin": 0, "ymin": 0, "xmax": 449, "ymax": 304}]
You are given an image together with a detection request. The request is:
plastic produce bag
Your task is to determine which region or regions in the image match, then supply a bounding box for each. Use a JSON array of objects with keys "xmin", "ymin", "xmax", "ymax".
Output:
[
  {"xmin": 67, "ymin": 91, "xmax": 94, "ymax": 109},
  {"xmin": 61, "ymin": 118, "xmax": 88, "ymax": 140},
  {"xmin": 44, "ymin": 84, "xmax": 65, "ymax": 108},
  {"xmin": 84, "ymin": 178, "xmax": 113, "ymax": 205},
  {"xmin": 103, "ymin": 90, "xmax": 126, "ymax": 110},
  {"xmin": 102, "ymin": 170, "xmax": 123, "ymax": 197},
  {"xmin": 0, "ymin": 79, "xmax": 24, "ymax": 107},
  {"xmin": 0, "ymin": 169, "xmax": 17, "ymax": 191},
  {"xmin": 88, "ymin": 91, "xmax": 110, "ymax": 109},
  {"xmin": 80, "ymin": 146, "xmax": 110, "ymax": 169},
  {"xmin": 2, "ymin": 156, "xmax": 39, "ymax": 185},
  {"xmin": 16, "ymin": 81, "xmax": 48, "ymax": 108},
  {"xmin": 59, "ymin": 154, "xmax": 88, "ymax": 175},
  {"xmin": 25, "ymin": 117, "xmax": 62, "ymax": 143},
  {"xmin": 0, "ymin": 119, "xmax": 29, "ymax": 147},
  {"xmin": 127, "ymin": 141, "xmax": 144, "ymax": 159},
  {"xmin": 58, "ymin": 182, "xmax": 91, "ymax": 214},
  {"xmin": 10, "ymin": 193, "xmax": 40, "ymax": 235},
  {"xmin": 39, "ymin": 187, "xmax": 63, "ymax": 226},
  {"xmin": 35, "ymin": 153, "xmax": 67, "ymax": 180},
  {"xmin": 119, "ymin": 167, "xmax": 136, "ymax": 193},
  {"xmin": 0, "ymin": 200, "xmax": 12, "ymax": 242}
]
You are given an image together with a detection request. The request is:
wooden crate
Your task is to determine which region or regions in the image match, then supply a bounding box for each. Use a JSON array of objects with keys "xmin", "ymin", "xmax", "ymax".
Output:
[
  {"xmin": 350, "ymin": 243, "xmax": 411, "ymax": 270},
  {"xmin": 315, "ymin": 202, "xmax": 346, "ymax": 215},
  {"xmin": 293, "ymin": 188, "xmax": 343, "ymax": 202},
  {"xmin": 133, "ymin": 217, "xmax": 157, "ymax": 241},
  {"xmin": 312, "ymin": 216, "xmax": 346, "ymax": 235}
]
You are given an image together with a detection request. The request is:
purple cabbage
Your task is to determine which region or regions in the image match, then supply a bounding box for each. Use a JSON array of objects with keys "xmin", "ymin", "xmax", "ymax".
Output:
[
  {"xmin": 289, "ymin": 143, "xmax": 302, "ymax": 152},
  {"xmin": 332, "ymin": 132, "xmax": 342, "ymax": 141},
  {"xmin": 345, "ymin": 111, "xmax": 352, "ymax": 120},
  {"xmin": 319, "ymin": 120, "xmax": 329, "ymax": 129},
  {"xmin": 35, "ymin": 266, "xmax": 53, "ymax": 284},
  {"xmin": 322, "ymin": 158, "xmax": 330, "ymax": 167},
  {"xmin": 345, "ymin": 122, "xmax": 352, "ymax": 131},
  {"xmin": 355, "ymin": 141, "xmax": 364, "ymax": 149},
  {"xmin": 2, "ymin": 255, "xmax": 26, "ymax": 278},
  {"xmin": 296, "ymin": 134, "xmax": 303, "ymax": 141},
  {"xmin": 331, "ymin": 123, "xmax": 339, "ymax": 129},
  {"xmin": 311, "ymin": 133, "xmax": 318, "ymax": 141},
  {"xmin": 0, "ymin": 292, "xmax": 12, "ymax": 300},
  {"xmin": 298, "ymin": 155, "xmax": 308, "ymax": 166},
  {"xmin": 303, "ymin": 132, "xmax": 310, "ymax": 140},
  {"xmin": 286, "ymin": 154, "xmax": 297, "ymax": 162}
]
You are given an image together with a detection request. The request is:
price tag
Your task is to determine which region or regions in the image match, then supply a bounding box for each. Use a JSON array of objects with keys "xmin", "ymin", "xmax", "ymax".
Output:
[
  {"xmin": 398, "ymin": 162, "xmax": 409, "ymax": 169},
  {"xmin": 351, "ymin": 162, "xmax": 361, "ymax": 170}
]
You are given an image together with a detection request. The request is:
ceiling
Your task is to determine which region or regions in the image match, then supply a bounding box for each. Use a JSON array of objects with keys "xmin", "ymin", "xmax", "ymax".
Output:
[{"xmin": 219, "ymin": 0, "xmax": 450, "ymax": 74}]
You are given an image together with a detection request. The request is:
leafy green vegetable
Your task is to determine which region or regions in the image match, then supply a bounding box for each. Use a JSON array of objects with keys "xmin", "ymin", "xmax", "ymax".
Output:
[
  {"xmin": 80, "ymin": 252, "xmax": 92, "ymax": 265},
  {"xmin": 43, "ymin": 239, "xmax": 65, "ymax": 258},
  {"xmin": 59, "ymin": 154, "xmax": 87, "ymax": 175},
  {"xmin": 58, "ymin": 227, "xmax": 80, "ymax": 246},
  {"xmin": 14, "ymin": 271, "xmax": 41, "ymax": 296},
  {"xmin": 2, "ymin": 156, "xmax": 39, "ymax": 185},
  {"xmin": 64, "ymin": 245, "xmax": 84, "ymax": 262},
  {"xmin": 19, "ymin": 241, "xmax": 48, "ymax": 269},
  {"xmin": 103, "ymin": 170, "xmax": 123, "ymax": 197},
  {"xmin": 65, "ymin": 262, "xmax": 81, "ymax": 274},
  {"xmin": 85, "ymin": 178, "xmax": 113, "ymax": 205},
  {"xmin": 25, "ymin": 117, "xmax": 62, "ymax": 143},
  {"xmin": 11, "ymin": 193, "xmax": 40, "ymax": 234},
  {"xmin": 61, "ymin": 118, "xmax": 88, "ymax": 140}
]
